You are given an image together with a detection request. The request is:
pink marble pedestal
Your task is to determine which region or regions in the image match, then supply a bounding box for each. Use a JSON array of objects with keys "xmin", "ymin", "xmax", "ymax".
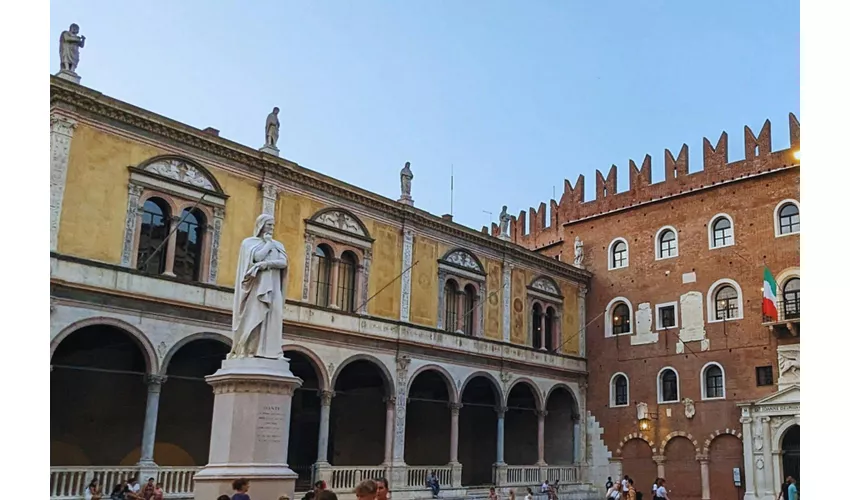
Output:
[{"xmin": 193, "ymin": 357, "xmax": 302, "ymax": 500}]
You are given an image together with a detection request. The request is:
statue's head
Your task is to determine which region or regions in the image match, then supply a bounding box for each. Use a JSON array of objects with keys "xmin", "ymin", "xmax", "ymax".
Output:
[
  {"xmin": 273, "ymin": 107, "xmax": 280, "ymax": 114},
  {"xmin": 70, "ymin": 23, "xmax": 80, "ymax": 34},
  {"xmin": 502, "ymin": 205, "xmax": 508, "ymax": 212},
  {"xmin": 254, "ymin": 214, "xmax": 275, "ymax": 237},
  {"xmin": 404, "ymin": 161, "xmax": 411, "ymax": 169}
]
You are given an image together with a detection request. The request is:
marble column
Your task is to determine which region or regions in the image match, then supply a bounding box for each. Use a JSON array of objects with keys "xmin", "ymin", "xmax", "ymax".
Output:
[
  {"xmin": 316, "ymin": 390, "xmax": 334, "ymax": 463},
  {"xmin": 50, "ymin": 113, "xmax": 78, "ymax": 252},
  {"xmin": 697, "ymin": 454, "xmax": 710, "ymax": 500},
  {"xmin": 121, "ymin": 184, "xmax": 145, "ymax": 267},
  {"xmin": 138, "ymin": 374, "xmax": 167, "ymax": 466},
  {"xmin": 495, "ymin": 406, "xmax": 506, "ymax": 465},
  {"xmin": 536, "ymin": 410, "xmax": 547, "ymax": 465},
  {"xmin": 540, "ymin": 314, "xmax": 548, "ymax": 351},
  {"xmin": 578, "ymin": 285, "xmax": 587, "ymax": 357},
  {"xmin": 501, "ymin": 263, "xmax": 513, "ymax": 342},
  {"xmin": 449, "ymin": 403, "xmax": 462, "ymax": 464},
  {"xmin": 572, "ymin": 414, "xmax": 581, "ymax": 464},
  {"xmin": 208, "ymin": 207, "xmax": 225, "ymax": 284},
  {"xmin": 162, "ymin": 216, "xmax": 180, "ymax": 276},
  {"xmin": 383, "ymin": 397, "xmax": 396, "ymax": 465},
  {"xmin": 399, "ymin": 229, "xmax": 414, "ymax": 322},
  {"xmin": 760, "ymin": 417, "xmax": 775, "ymax": 498},
  {"xmin": 328, "ymin": 258, "xmax": 340, "ymax": 308},
  {"xmin": 739, "ymin": 416, "xmax": 756, "ymax": 500},
  {"xmin": 653, "ymin": 455, "xmax": 666, "ymax": 480}
]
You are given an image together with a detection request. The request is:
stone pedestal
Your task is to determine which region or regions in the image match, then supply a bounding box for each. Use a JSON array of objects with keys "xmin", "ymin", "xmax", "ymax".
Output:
[
  {"xmin": 398, "ymin": 194, "xmax": 414, "ymax": 206},
  {"xmin": 193, "ymin": 357, "xmax": 302, "ymax": 500},
  {"xmin": 56, "ymin": 69, "xmax": 81, "ymax": 84},
  {"xmin": 260, "ymin": 145, "xmax": 280, "ymax": 156}
]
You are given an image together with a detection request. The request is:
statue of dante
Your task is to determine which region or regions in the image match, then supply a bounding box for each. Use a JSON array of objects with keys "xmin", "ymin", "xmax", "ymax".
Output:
[
  {"xmin": 400, "ymin": 161, "xmax": 413, "ymax": 198},
  {"xmin": 59, "ymin": 23, "xmax": 86, "ymax": 73},
  {"xmin": 231, "ymin": 214, "xmax": 289, "ymax": 359},
  {"xmin": 574, "ymin": 236, "xmax": 584, "ymax": 267},
  {"xmin": 265, "ymin": 107, "xmax": 280, "ymax": 148},
  {"xmin": 498, "ymin": 205, "xmax": 510, "ymax": 236}
]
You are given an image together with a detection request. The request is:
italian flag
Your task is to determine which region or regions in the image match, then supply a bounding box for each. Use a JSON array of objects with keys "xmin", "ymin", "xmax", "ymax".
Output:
[{"xmin": 763, "ymin": 267, "xmax": 778, "ymax": 321}]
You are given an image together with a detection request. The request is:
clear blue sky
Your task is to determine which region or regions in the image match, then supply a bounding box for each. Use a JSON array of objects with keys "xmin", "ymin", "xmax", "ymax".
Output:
[{"xmin": 50, "ymin": 1, "xmax": 799, "ymax": 231}]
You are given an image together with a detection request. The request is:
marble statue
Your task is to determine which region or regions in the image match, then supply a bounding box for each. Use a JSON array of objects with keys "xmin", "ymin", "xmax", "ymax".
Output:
[
  {"xmin": 574, "ymin": 236, "xmax": 584, "ymax": 267},
  {"xmin": 498, "ymin": 206, "xmax": 510, "ymax": 237},
  {"xmin": 265, "ymin": 107, "xmax": 280, "ymax": 148},
  {"xmin": 230, "ymin": 214, "xmax": 289, "ymax": 359},
  {"xmin": 400, "ymin": 162, "xmax": 413, "ymax": 198},
  {"xmin": 59, "ymin": 23, "xmax": 86, "ymax": 73}
]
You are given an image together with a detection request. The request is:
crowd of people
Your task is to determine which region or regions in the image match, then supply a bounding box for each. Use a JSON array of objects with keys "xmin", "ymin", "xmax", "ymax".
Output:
[
  {"xmin": 82, "ymin": 475, "xmax": 164, "ymax": 500},
  {"xmin": 603, "ymin": 474, "xmax": 668, "ymax": 500}
]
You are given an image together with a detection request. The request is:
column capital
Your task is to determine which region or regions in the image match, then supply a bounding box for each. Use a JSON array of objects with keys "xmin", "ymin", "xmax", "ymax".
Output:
[
  {"xmin": 759, "ymin": 416, "xmax": 771, "ymax": 423},
  {"xmin": 321, "ymin": 390, "xmax": 336, "ymax": 407},
  {"xmin": 740, "ymin": 416, "xmax": 753, "ymax": 424},
  {"xmin": 384, "ymin": 395, "xmax": 397, "ymax": 407},
  {"xmin": 495, "ymin": 405, "xmax": 507, "ymax": 417},
  {"xmin": 696, "ymin": 453, "xmax": 710, "ymax": 463},
  {"xmin": 145, "ymin": 374, "xmax": 168, "ymax": 387},
  {"xmin": 536, "ymin": 410, "xmax": 548, "ymax": 418},
  {"xmin": 652, "ymin": 455, "xmax": 666, "ymax": 464},
  {"xmin": 449, "ymin": 402, "xmax": 463, "ymax": 415}
]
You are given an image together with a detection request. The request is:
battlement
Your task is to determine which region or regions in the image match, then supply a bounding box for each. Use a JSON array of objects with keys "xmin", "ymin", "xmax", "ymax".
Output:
[{"xmin": 482, "ymin": 114, "xmax": 800, "ymax": 247}]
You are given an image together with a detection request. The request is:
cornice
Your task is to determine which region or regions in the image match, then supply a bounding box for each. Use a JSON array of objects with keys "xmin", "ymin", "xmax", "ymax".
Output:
[{"xmin": 50, "ymin": 77, "xmax": 591, "ymax": 285}]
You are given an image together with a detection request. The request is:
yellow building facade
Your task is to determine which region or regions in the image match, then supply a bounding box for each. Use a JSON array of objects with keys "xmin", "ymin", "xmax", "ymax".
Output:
[{"xmin": 49, "ymin": 76, "xmax": 601, "ymax": 499}]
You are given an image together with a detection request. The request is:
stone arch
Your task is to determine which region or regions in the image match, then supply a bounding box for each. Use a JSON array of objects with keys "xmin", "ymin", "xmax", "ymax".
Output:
[
  {"xmin": 137, "ymin": 154, "xmax": 225, "ymax": 194},
  {"xmin": 330, "ymin": 353, "xmax": 395, "ymax": 395},
  {"xmin": 701, "ymin": 428, "xmax": 743, "ymax": 455},
  {"xmin": 459, "ymin": 371, "xmax": 505, "ymax": 406},
  {"xmin": 283, "ymin": 344, "xmax": 331, "ymax": 392},
  {"xmin": 544, "ymin": 382, "xmax": 580, "ymax": 410},
  {"xmin": 309, "ymin": 207, "xmax": 372, "ymax": 240},
  {"xmin": 439, "ymin": 247, "xmax": 486, "ymax": 275},
  {"xmin": 772, "ymin": 417, "xmax": 800, "ymax": 452},
  {"xmin": 407, "ymin": 364, "xmax": 459, "ymax": 404},
  {"xmin": 615, "ymin": 433, "xmax": 656, "ymax": 456},
  {"xmin": 505, "ymin": 377, "xmax": 544, "ymax": 411},
  {"xmin": 160, "ymin": 332, "xmax": 232, "ymax": 375},
  {"xmin": 660, "ymin": 431, "xmax": 698, "ymax": 455},
  {"xmin": 51, "ymin": 317, "xmax": 159, "ymax": 374}
]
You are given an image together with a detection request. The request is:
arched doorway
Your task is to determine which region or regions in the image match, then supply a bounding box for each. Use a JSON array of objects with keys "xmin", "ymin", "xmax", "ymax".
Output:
[
  {"xmin": 155, "ymin": 337, "xmax": 230, "ymax": 465},
  {"xmin": 459, "ymin": 375, "xmax": 501, "ymax": 486},
  {"xmin": 51, "ymin": 325, "xmax": 150, "ymax": 466},
  {"xmin": 781, "ymin": 424, "xmax": 800, "ymax": 487},
  {"xmin": 285, "ymin": 350, "xmax": 324, "ymax": 490},
  {"xmin": 504, "ymin": 382, "xmax": 538, "ymax": 465},
  {"xmin": 329, "ymin": 358, "xmax": 392, "ymax": 466},
  {"xmin": 708, "ymin": 435, "xmax": 743, "ymax": 500},
  {"xmin": 405, "ymin": 369, "xmax": 453, "ymax": 465},
  {"xmin": 619, "ymin": 439, "xmax": 655, "ymax": 495},
  {"xmin": 665, "ymin": 437, "xmax": 701, "ymax": 500},
  {"xmin": 544, "ymin": 387, "xmax": 577, "ymax": 465}
]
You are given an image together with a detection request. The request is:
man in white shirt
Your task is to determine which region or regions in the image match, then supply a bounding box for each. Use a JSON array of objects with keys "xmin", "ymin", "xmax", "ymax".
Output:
[
  {"xmin": 655, "ymin": 478, "xmax": 669, "ymax": 499},
  {"xmin": 621, "ymin": 476, "xmax": 630, "ymax": 494},
  {"xmin": 541, "ymin": 480, "xmax": 550, "ymax": 493}
]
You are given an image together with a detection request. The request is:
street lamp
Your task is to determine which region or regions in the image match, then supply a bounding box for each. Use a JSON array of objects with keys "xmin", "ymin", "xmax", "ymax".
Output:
[{"xmin": 637, "ymin": 402, "xmax": 657, "ymax": 431}]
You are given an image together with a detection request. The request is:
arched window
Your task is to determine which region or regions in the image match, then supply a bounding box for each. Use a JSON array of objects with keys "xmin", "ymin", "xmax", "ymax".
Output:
[
  {"xmin": 658, "ymin": 368, "xmax": 679, "ymax": 403},
  {"xmin": 137, "ymin": 198, "xmax": 171, "ymax": 275},
  {"xmin": 610, "ymin": 239, "xmax": 628, "ymax": 269},
  {"xmin": 658, "ymin": 228, "xmax": 678, "ymax": 259},
  {"xmin": 336, "ymin": 251, "xmax": 358, "ymax": 313},
  {"xmin": 545, "ymin": 306, "xmax": 556, "ymax": 352},
  {"xmin": 611, "ymin": 373, "xmax": 629, "ymax": 407},
  {"xmin": 714, "ymin": 285, "xmax": 739, "ymax": 320},
  {"xmin": 444, "ymin": 279, "xmax": 460, "ymax": 332},
  {"xmin": 612, "ymin": 303, "xmax": 631, "ymax": 335},
  {"xmin": 711, "ymin": 216, "xmax": 733, "ymax": 248},
  {"xmin": 783, "ymin": 278, "xmax": 800, "ymax": 319},
  {"xmin": 173, "ymin": 208, "xmax": 206, "ymax": 281},
  {"xmin": 461, "ymin": 284, "xmax": 477, "ymax": 335},
  {"xmin": 531, "ymin": 303, "xmax": 543, "ymax": 349},
  {"xmin": 778, "ymin": 202, "xmax": 800, "ymax": 235},
  {"xmin": 313, "ymin": 245, "xmax": 333, "ymax": 307},
  {"xmin": 703, "ymin": 363, "xmax": 725, "ymax": 399}
]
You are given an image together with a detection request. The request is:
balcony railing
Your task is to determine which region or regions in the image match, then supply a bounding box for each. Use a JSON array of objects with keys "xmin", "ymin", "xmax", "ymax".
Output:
[{"xmin": 764, "ymin": 298, "xmax": 800, "ymax": 323}]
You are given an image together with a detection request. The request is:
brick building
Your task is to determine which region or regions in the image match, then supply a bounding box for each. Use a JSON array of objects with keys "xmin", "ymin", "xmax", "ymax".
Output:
[{"xmin": 502, "ymin": 116, "xmax": 801, "ymax": 500}]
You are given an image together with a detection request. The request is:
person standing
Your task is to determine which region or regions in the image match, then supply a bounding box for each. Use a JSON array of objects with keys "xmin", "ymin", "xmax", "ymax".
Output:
[
  {"xmin": 376, "ymin": 477, "xmax": 390, "ymax": 500},
  {"xmin": 231, "ymin": 478, "xmax": 250, "ymax": 500},
  {"xmin": 354, "ymin": 479, "xmax": 378, "ymax": 500},
  {"xmin": 524, "ymin": 487, "xmax": 533, "ymax": 500},
  {"xmin": 654, "ymin": 479, "xmax": 669, "ymax": 499},
  {"xmin": 606, "ymin": 477, "xmax": 614, "ymax": 491}
]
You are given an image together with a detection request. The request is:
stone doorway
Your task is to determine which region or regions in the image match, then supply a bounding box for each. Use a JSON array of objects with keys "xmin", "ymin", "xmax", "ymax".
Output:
[{"xmin": 781, "ymin": 424, "xmax": 800, "ymax": 488}]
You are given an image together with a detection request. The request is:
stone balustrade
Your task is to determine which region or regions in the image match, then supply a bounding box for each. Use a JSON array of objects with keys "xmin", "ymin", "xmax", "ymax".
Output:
[{"xmin": 50, "ymin": 467, "xmax": 199, "ymax": 500}]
